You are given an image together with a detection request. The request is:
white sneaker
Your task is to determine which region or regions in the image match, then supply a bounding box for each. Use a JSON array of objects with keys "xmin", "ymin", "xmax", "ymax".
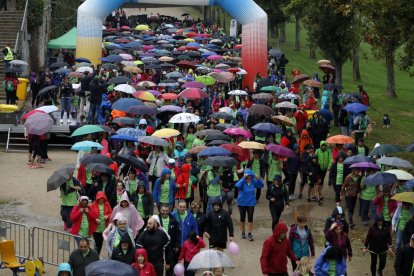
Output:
[
  {"xmin": 67, "ymin": 120, "xmax": 71, "ymax": 125},
  {"xmin": 60, "ymin": 119, "xmax": 63, "ymax": 124}
]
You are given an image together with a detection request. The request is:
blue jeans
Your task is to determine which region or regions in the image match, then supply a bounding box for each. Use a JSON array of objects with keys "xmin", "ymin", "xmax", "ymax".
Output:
[
  {"xmin": 88, "ymin": 103, "xmax": 100, "ymax": 124},
  {"xmin": 206, "ymin": 195, "xmax": 221, "ymax": 217},
  {"xmin": 221, "ymin": 190, "xmax": 234, "ymax": 215},
  {"xmin": 395, "ymin": 229, "xmax": 404, "ymax": 250},
  {"xmin": 360, "ymin": 198, "xmax": 376, "ymax": 223},
  {"xmin": 61, "ymin": 97, "xmax": 71, "ymax": 119}
]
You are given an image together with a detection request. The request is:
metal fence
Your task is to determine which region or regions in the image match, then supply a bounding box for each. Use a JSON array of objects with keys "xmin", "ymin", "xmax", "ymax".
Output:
[
  {"xmin": 0, "ymin": 220, "xmax": 31, "ymax": 260},
  {"xmin": 0, "ymin": 220, "xmax": 95, "ymax": 266}
]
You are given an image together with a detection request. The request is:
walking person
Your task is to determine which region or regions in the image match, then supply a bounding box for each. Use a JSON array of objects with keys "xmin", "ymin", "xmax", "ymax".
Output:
[
  {"xmin": 363, "ymin": 214, "xmax": 393, "ymax": 276},
  {"xmin": 59, "ymin": 77, "xmax": 74, "ymax": 124},
  {"xmin": 394, "ymin": 234, "xmax": 414, "ymax": 276},
  {"xmin": 146, "ymin": 145, "xmax": 169, "ymax": 190},
  {"xmin": 392, "ymin": 202, "xmax": 414, "ymax": 250},
  {"xmin": 329, "ymin": 154, "xmax": 347, "ymax": 205},
  {"xmin": 314, "ymin": 246, "xmax": 347, "ymax": 276},
  {"xmin": 360, "ymin": 169, "xmax": 378, "ymax": 225},
  {"xmin": 152, "ymin": 168, "xmax": 177, "ymax": 212},
  {"xmin": 341, "ymin": 168, "xmax": 361, "ymax": 228},
  {"xmin": 246, "ymin": 150, "xmax": 265, "ymax": 201},
  {"xmin": 235, "ymin": 169, "xmax": 264, "ymax": 241},
  {"xmin": 287, "ymin": 144, "xmax": 300, "ymax": 200},
  {"xmin": 266, "ymin": 175, "xmax": 289, "ymax": 231},
  {"xmin": 91, "ymin": 191, "xmax": 112, "ymax": 254},
  {"xmin": 131, "ymin": 182, "xmax": 154, "ymax": 235},
  {"xmin": 260, "ymin": 221, "xmax": 299, "ymax": 276},
  {"xmin": 3, "ymin": 73, "xmax": 18, "ymax": 104},
  {"xmin": 68, "ymin": 238, "xmax": 99, "ymax": 276},
  {"xmin": 110, "ymin": 236, "xmax": 135, "ymax": 265},
  {"xmin": 325, "ymin": 223, "xmax": 352, "ymax": 263},
  {"xmin": 315, "ymin": 141, "xmax": 333, "ymax": 203},
  {"xmin": 220, "ymin": 166, "xmax": 236, "ymax": 216},
  {"xmin": 60, "ymin": 172, "xmax": 82, "ymax": 230},
  {"xmin": 289, "ymin": 215, "xmax": 316, "ymax": 271},
  {"xmin": 190, "ymin": 201, "xmax": 206, "ymax": 237},
  {"xmin": 179, "ymin": 231, "xmax": 206, "ymax": 276},
  {"xmin": 204, "ymin": 199, "xmax": 234, "ymax": 251}
]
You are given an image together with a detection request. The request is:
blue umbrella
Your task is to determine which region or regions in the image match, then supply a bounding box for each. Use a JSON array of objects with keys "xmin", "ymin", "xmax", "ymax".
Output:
[
  {"xmin": 364, "ymin": 172, "xmax": 398, "ymax": 186},
  {"xmin": 112, "ymin": 98, "xmax": 142, "ymax": 112},
  {"xmin": 343, "ymin": 155, "xmax": 374, "ymax": 165},
  {"xmin": 71, "ymin": 141, "xmax": 103, "ymax": 151},
  {"xmin": 251, "ymin": 123, "xmax": 282, "ymax": 134},
  {"xmin": 404, "ymin": 180, "xmax": 414, "ymax": 191},
  {"xmin": 110, "ymin": 134, "xmax": 138, "ymax": 142},
  {"xmin": 101, "ymin": 54, "xmax": 123, "ymax": 63},
  {"xmin": 198, "ymin": 146, "xmax": 231, "ymax": 158},
  {"xmin": 74, "ymin": 57, "xmax": 91, "ymax": 63},
  {"xmin": 343, "ymin": 103, "xmax": 368, "ymax": 114},
  {"xmin": 116, "ymin": 127, "xmax": 141, "ymax": 139},
  {"xmin": 201, "ymin": 52, "xmax": 217, "ymax": 58},
  {"xmin": 187, "ymin": 42, "xmax": 200, "ymax": 47}
]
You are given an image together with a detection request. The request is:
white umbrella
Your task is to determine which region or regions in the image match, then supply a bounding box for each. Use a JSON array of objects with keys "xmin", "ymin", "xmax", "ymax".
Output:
[
  {"xmin": 236, "ymin": 69, "xmax": 247, "ymax": 75},
  {"xmin": 219, "ymin": 107, "xmax": 234, "ymax": 115},
  {"xmin": 386, "ymin": 169, "xmax": 414, "ymax": 181},
  {"xmin": 76, "ymin": 66, "xmax": 93, "ymax": 73},
  {"xmin": 72, "ymin": 83, "xmax": 81, "ymax": 92},
  {"xmin": 114, "ymin": 84, "xmax": 136, "ymax": 94},
  {"xmin": 169, "ymin": 113, "xmax": 200, "ymax": 124},
  {"xmin": 35, "ymin": 105, "xmax": 58, "ymax": 113},
  {"xmin": 119, "ymin": 53, "xmax": 133, "ymax": 61},
  {"xmin": 275, "ymin": 102, "xmax": 298, "ymax": 109},
  {"xmin": 121, "ymin": 60, "xmax": 135, "ymax": 67},
  {"xmin": 188, "ymin": 249, "xmax": 235, "ymax": 271},
  {"xmin": 228, "ymin": 90, "xmax": 248, "ymax": 96},
  {"xmin": 10, "ymin": 60, "xmax": 28, "ymax": 66}
]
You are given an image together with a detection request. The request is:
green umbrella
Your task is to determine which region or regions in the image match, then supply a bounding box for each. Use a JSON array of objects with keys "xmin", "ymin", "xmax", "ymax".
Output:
[
  {"xmin": 71, "ymin": 125, "xmax": 104, "ymax": 137},
  {"xmin": 196, "ymin": 75, "xmax": 216, "ymax": 86},
  {"xmin": 47, "ymin": 163, "xmax": 76, "ymax": 192},
  {"xmin": 260, "ymin": 86, "xmax": 280, "ymax": 92}
]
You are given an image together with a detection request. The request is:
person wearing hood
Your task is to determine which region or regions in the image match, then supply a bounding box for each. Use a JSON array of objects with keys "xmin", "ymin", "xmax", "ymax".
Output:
[
  {"xmin": 68, "ymin": 238, "xmax": 99, "ymax": 276},
  {"xmin": 91, "ymin": 191, "xmax": 112, "ymax": 254},
  {"xmin": 105, "ymin": 214, "xmax": 135, "ymax": 256},
  {"xmin": 341, "ymin": 168, "xmax": 361, "ymax": 227},
  {"xmin": 324, "ymin": 206, "xmax": 349, "ymax": 235},
  {"xmin": 60, "ymin": 172, "xmax": 82, "ymax": 230},
  {"xmin": 266, "ymin": 175, "xmax": 289, "ymax": 231},
  {"xmin": 174, "ymin": 141, "xmax": 188, "ymax": 164},
  {"xmin": 152, "ymin": 168, "xmax": 177, "ymax": 212},
  {"xmin": 314, "ymin": 246, "xmax": 347, "ymax": 276},
  {"xmin": 235, "ymin": 169, "xmax": 264, "ymax": 241},
  {"xmin": 363, "ymin": 214, "xmax": 393, "ymax": 276},
  {"xmin": 131, "ymin": 182, "xmax": 154, "ymax": 235},
  {"xmin": 137, "ymin": 118, "xmax": 148, "ymax": 137},
  {"xmin": 57, "ymin": 262, "xmax": 72, "ymax": 276},
  {"xmin": 176, "ymin": 164, "xmax": 195, "ymax": 206},
  {"xmin": 321, "ymin": 90, "xmax": 330, "ymax": 110},
  {"xmin": 137, "ymin": 215, "xmax": 170, "ymax": 276},
  {"xmin": 246, "ymin": 150, "xmax": 266, "ymax": 202},
  {"xmin": 132, "ymin": 248, "xmax": 157, "ymax": 276},
  {"xmin": 90, "ymin": 173, "xmax": 116, "ymax": 208},
  {"xmin": 315, "ymin": 140, "xmax": 333, "ymax": 203},
  {"xmin": 204, "ymin": 198, "xmax": 234, "ymax": 250},
  {"xmin": 331, "ymin": 89, "xmax": 342, "ymax": 126},
  {"xmin": 394, "ymin": 234, "xmax": 414, "ymax": 276},
  {"xmin": 111, "ymin": 235, "xmax": 135, "ymax": 265},
  {"xmin": 179, "ymin": 231, "xmax": 206, "ymax": 276},
  {"xmin": 294, "ymin": 105, "xmax": 308, "ymax": 133},
  {"xmin": 328, "ymin": 153, "xmax": 347, "ymax": 204},
  {"xmin": 69, "ymin": 196, "xmax": 99, "ymax": 238},
  {"xmin": 287, "ymin": 144, "xmax": 300, "ymax": 199},
  {"xmin": 110, "ymin": 192, "xmax": 144, "ymax": 238},
  {"xmin": 289, "ymin": 215, "xmax": 315, "ymax": 271},
  {"xmin": 325, "ymin": 223, "xmax": 352, "ymax": 262},
  {"xmin": 260, "ymin": 221, "xmax": 298, "ymax": 275}
]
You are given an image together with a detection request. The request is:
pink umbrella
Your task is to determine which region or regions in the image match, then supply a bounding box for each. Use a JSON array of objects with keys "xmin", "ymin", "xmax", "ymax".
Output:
[
  {"xmin": 119, "ymin": 53, "xmax": 133, "ymax": 61},
  {"xmin": 147, "ymin": 90, "xmax": 162, "ymax": 96},
  {"xmin": 223, "ymin": 128, "xmax": 252, "ymax": 138},
  {"xmin": 182, "ymin": 81, "xmax": 206, "ymax": 89},
  {"xmin": 265, "ymin": 143, "xmax": 295, "ymax": 158},
  {"xmin": 211, "ymin": 69, "xmax": 224, "ymax": 73},
  {"xmin": 143, "ymin": 45, "xmax": 155, "ymax": 51},
  {"xmin": 179, "ymin": 88, "xmax": 209, "ymax": 100},
  {"xmin": 207, "ymin": 55, "xmax": 223, "ymax": 60},
  {"xmin": 22, "ymin": 109, "xmax": 45, "ymax": 120}
]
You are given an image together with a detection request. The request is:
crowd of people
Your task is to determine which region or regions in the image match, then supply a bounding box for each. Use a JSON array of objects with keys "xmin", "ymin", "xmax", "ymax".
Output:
[{"xmin": 18, "ymin": 8, "xmax": 414, "ymax": 276}]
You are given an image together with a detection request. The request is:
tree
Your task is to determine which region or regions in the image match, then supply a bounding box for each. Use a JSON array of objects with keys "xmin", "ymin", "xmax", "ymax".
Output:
[
  {"xmin": 396, "ymin": 0, "xmax": 414, "ymax": 76},
  {"xmin": 256, "ymin": 0, "xmax": 290, "ymax": 44},
  {"xmin": 284, "ymin": 0, "xmax": 307, "ymax": 51},
  {"xmin": 361, "ymin": 0, "xmax": 403, "ymax": 98},
  {"xmin": 301, "ymin": 0, "xmax": 358, "ymax": 87}
]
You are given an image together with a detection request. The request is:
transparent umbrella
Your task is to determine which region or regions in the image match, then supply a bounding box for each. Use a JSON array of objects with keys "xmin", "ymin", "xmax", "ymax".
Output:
[{"xmin": 188, "ymin": 249, "xmax": 235, "ymax": 271}]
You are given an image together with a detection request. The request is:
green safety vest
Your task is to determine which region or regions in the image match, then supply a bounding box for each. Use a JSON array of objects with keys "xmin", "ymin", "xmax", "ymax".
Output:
[{"xmin": 4, "ymin": 47, "xmax": 13, "ymax": 61}]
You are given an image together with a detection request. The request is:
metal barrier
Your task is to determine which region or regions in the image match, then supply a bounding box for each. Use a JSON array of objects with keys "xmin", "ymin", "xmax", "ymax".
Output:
[
  {"xmin": 32, "ymin": 227, "xmax": 95, "ymax": 266},
  {"xmin": 0, "ymin": 220, "xmax": 31, "ymax": 260},
  {"xmin": 0, "ymin": 220, "xmax": 96, "ymax": 267}
]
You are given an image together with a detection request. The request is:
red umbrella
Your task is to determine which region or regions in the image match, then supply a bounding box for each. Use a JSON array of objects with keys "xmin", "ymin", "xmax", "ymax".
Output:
[
  {"xmin": 177, "ymin": 46, "xmax": 187, "ymax": 51},
  {"xmin": 186, "ymin": 46, "xmax": 199, "ymax": 51},
  {"xmin": 207, "ymin": 55, "xmax": 223, "ymax": 60},
  {"xmin": 179, "ymin": 88, "xmax": 209, "ymax": 100},
  {"xmin": 184, "ymin": 32, "xmax": 198, "ymax": 37},
  {"xmin": 22, "ymin": 109, "xmax": 45, "ymax": 120},
  {"xmin": 121, "ymin": 26, "xmax": 131, "ymax": 30},
  {"xmin": 220, "ymin": 143, "xmax": 250, "ymax": 162},
  {"xmin": 176, "ymin": 61, "xmax": 197, "ymax": 69},
  {"xmin": 160, "ymin": 93, "xmax": 179, "ymax": 100},
  {"xmin": 227, "ymin": 68, "xmax": 240, "ymax": 73},
  {"xmin": 223, "ymin": 128, "xmax": 252, "ymax": 138}
]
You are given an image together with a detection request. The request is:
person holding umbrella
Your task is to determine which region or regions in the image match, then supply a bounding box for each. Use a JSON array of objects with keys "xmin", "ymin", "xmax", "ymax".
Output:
[
  {"xmin": 235, "ymin": 169, "xmax": 264, "ymax": 241},
  {"xmin": 373, "ymin": 185, "xmax": 397, "ymax": 226},
  {"xmin": 360, "ymin": 169, "xmax": 378, "ymax": 225}
]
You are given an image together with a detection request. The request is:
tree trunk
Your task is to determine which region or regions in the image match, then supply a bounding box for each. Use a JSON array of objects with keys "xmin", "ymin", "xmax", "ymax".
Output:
[
  {"xmin": 223, "ymin": 9, "xmax": 226, "ymax": 31},
  {"xmin": 334, "ymin": 60, "xmax": 343, "ymax": 88},
  {"xmin": 216, "ymin": 7, "xmax": 221, "ymax": 27},
  {"xmin": 385, "ymin": 52, "xmax": 397, "ymax": 98},
  {"xmin": 352, "ymin": 45, "xmax": 361, "ymax": 81},
  {"xmin": 309, "ymin": 46, "xmax": 316, "ymax": 59},
  {"xmin": 295, "ymin": 16, "xmax": 300, "ymax": 50},
  {"xmin": 203, "ymin": 6, "xmax": 211, "ymax": 22},
  {"xmin": 279, "ymin": 22, "xmax": 286, "ymax": 42}
]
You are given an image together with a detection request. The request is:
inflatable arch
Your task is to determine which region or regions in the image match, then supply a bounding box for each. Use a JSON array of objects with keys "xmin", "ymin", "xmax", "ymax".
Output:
[{"xmin": 76, "ymin": 0, "xmax": 267, "ymax": 88}]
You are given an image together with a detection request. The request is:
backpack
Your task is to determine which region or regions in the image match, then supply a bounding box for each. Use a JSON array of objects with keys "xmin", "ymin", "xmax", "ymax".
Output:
[
  {"xmin": 359, "ymin": 116, "xmax": 368, "ymax": 130},
  {"xmin": 6, "ymin": 80, "xmax": 14, "ymax": 92}
]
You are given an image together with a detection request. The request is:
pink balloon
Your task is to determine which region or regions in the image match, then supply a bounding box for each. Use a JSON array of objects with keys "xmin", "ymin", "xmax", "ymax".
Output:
[
  {"xmin": 228, "ymin": 241, "xmax": 239, "ymax": 255},
  {"xmin": 173, "ymin": 263, "xmax": 185, "ymax": 276}
]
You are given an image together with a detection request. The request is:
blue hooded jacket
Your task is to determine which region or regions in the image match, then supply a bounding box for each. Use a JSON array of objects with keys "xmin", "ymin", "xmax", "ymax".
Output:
[
  {"xmin": 57, "ymin": 263, "xmax": 72, "ymax": 275},
  {"xmin": 171, "ymin": 208, "xmax": 198, "ymax": 246},
  {"xmin": 314, "ymin": 246, "xmax": 347, "ymax": 276},
  {"xmin": 174, "ymin": 141, "xmax": 188, "ymax": 161},
  {"xmin": 235, "ymin": 169, "xmax": 264, "ymax": 206},
  {"xmin": 152, "ymin": 168, "xmax": 177, "ymax": 205}
]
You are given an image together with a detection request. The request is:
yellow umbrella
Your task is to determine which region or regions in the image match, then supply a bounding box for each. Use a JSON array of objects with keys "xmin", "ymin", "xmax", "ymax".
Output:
[
  {"xmin": 306, "ymin": 110, "xmax": 318, "ymax": 119},
  {"xmin": 184, "ymin": 38, "xmax": 195, "ymax": 42},
  {"xmin": 135, "ymin": 24, "xmax": 150, "ymax": 31},
  {"xmin": 152, "ymin": 128, "xmax": 181, "ymax": 138},
  {"xmin": 392, "ymin": 192, "xmax": 414, "ymax": 203},
  {"xmin": 136, "ymin": 91, "xmax": 156, "ymax": 102},
  {"xmin": 272, "ymin": 115, "xmax": 295, "ymax": 127},
  {"xmin": 124, "ymin": 66, "xmax": 142, "ymax": 74},
  {"xmin": 238, "ymin": 141, "xmax": 265, "ymax": 150},
  {"xmin": 386, "ymin": 170, "xmax": 414, "ymax": 181},
  {"xmin": 159, "ymin": 56, "xmax": 174, "ymax": 62},
  {"xmin": 317, "ymin": 59, "xmax": 331, "ymax": 65},
  {"xmin": 133, "ymin": 60, "xmax": 144, "ymax": 66}
]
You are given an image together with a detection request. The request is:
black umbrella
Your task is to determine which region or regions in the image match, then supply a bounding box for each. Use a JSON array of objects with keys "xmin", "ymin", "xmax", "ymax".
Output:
[
  {"xmin": 80, "ymin": 154, "xmax": 113, "ymax": 165},
  {"xmin": 343, "ymin": 155, "xmax": 374, "ymax": 165},
  {"xmin": 49, "ymin": 61, "xmax": 69, "ymax": 68},
  {"xmin": 205, "ymin": 133, "xmax": 231, "ymax": 142},
  {"xmin": 139, "ymin": 136, "xmax": 170, "ymax": 147},
  {"xmin": 181, "ymin": 13, "xmax": 190, "ymax": 16},
  {"xmin": 115, "ymin": 154, "xmax": 148, "ymax": 172},
  {"xmin": 160, "ymin": 63, "xmax": 176, "ymax": 68},
  {"xmin": 47, "ymin": 163, "xmax": 76, "ymax": 192},
  {"xmin": 102, "ymin": 63, "xmax": 120, "ymax": 70},
  {"xmin": 204, "ymin": 156, "xmax": 237, "ymax": 167},
  {"xmin": 210, "ymin": 112, "xmax": 234, "ymax": 121},
  {"xmin": 86, "ymin": 163, "xmax": 114, "ymax": 174},
  {"xmin": 112, "ymin": 117, "xmax": 136, "ymax": 125},
  {"xmin": 369, "ymin": 144, "xmax": 403, "ymax": 156},
  {"xmin": 268, "ymin": 48, "xmax": 283, "ymax": 59},
  {"xmin": 37, "ymin": 85, "xmax": 58, "ymax": 97},
  {"xmin": 108, "ymin": 76, "xmax": 132, "ymax": 85},
  {"xmin": 207, "ymin": 139, "xmax": 231, "ymax": 146},
  {"xmin": 195, "ymin": 129, "xmax": 223, "ymax": 138},
  {"xmin": 85, "ymin": 259, "xmax": 138, "ymax": 276}
]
